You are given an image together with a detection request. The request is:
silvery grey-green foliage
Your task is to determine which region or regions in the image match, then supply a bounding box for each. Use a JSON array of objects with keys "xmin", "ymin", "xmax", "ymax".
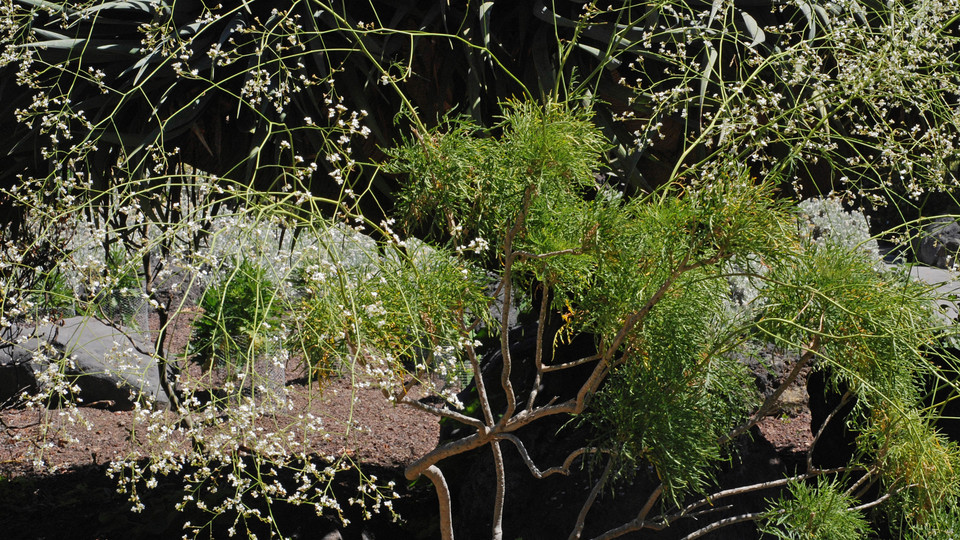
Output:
[
  {"xmin": 726, "ymin": 196, "xmax": 881, "ymax": 318},
  {"xmin": 797, "ymin": 198, "xmax": 879, "ymax": 260}
]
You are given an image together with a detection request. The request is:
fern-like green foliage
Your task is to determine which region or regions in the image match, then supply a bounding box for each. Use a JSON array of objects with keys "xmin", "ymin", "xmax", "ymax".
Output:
[
  {"xmin": 760, "ymin": 478, "xmax": 872, "ymax": 540},
  {"xmin": 551, "ymin": 164, "xmax": 792, "ymax": 342},
  {"xmin": 760, "ymin": 240, "xmax": 939, "ymax": 407},
  {"xmin": 755, "ymin": 236, "xmax": 959, "ymax": 538},
  {"xmin": 389, "ymin": 100, "xmax": 792, "ymax": 504},
  {"xmin": 29, "ymin": 268, "xmax": 74, "ymax": 315},
  {"xmin": 858, "ymin": 406, "xmax": 960, "ymax": 529},
  {"xmin": 385, "ymin": 99, "xmax": 957, "ymax": 536},
  {"xmin": 191, "ymin": 258, "xmax": 282, "ymax": 369},
  {"xmin": 387, "ymin": 100, "xmax": 607, "ymax": 249},
  {"xmin": 290, "ymin": 235, "xmax": 492, "ymax": 393},
  {"xmin": 893, "ymin": 498, "xmax": 960, "ymax": 540},
  {"xmin": 583, "ymin": 273, "xmax": 753, "ymax": 501}
]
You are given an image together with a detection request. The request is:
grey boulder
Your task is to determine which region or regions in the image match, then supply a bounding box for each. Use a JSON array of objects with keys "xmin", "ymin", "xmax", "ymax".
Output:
[
  {"xmin": 0, "ymin": 317, "xmax": 169, "ymax": 409},
  {"xmin": 914, "ymin": 216, "xmax": 960, "ymax": 268}
]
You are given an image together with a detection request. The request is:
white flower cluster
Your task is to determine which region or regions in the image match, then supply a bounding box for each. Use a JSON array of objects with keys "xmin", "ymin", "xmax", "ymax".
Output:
[
  {"xmin": 618, "ymin": 0, "xmax": 960, "ymax": 205},
  {"xmin": 322, "ymin": 91, "xmax": 371, "ymax": 188},
  {"xmin": 456, "ymin": 236, "xmax": 490, "ymax": 255}
]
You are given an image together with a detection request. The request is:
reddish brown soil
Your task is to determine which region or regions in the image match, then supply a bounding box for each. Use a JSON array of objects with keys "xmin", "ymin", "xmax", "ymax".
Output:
[
  {"xmin": 1, "ymin": 307, "xmax": 441, "ymax": 475},
  {"xmin": 756, "ymin": 367, "xmax": 815, "ymax": 455}
]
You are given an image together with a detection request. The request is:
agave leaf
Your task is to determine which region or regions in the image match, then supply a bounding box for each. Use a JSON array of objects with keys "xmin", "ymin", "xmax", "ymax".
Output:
[
  {"xmin": 596, "ymin": 18, "xmax": 688, "ymax": 47},
  {"xmin": 533, "ymin": 0, "xmax": 577, "ymax": 29},
  {"xmin": 644, "ymin": 5, "xmax": 659, "ymax": 29},
  {"xmin": 739, "ymin": 11, "xmax": 765, "ymax": 49},
  {"xmin": 74, "ymin": 0, "xmax": 159, "ymax": 17},
  {"xmin": 814, "ymin": 5, "xmax": 832, "ymax": 32},
  {"xmin": 799, "ymin": 2, "xmax": 817, "ymax": 41},
  {"xmin": 316, "ymin": 5, "xmax": 383, "ymax": 57},
  {"xmin": 380, "ymin": 1, "xmax": 424, "ymax": 58},
  {"xmin": 178, "ymin": 20, "xmax": 207, "ymax": 38},
  {"xmin": 93, "ymin": 128, "xmax": 153, "ymax": 153},
  {"xmin": 106, "ymin": 91, "xmax": 216, "ymax": 169},
  {"xmin": 17, "ymin": 39, "xmax": 141, "ymax": 59},
  {"xmin": 699, "ymin": 40, "xmax": 718, "ymax": 109},
  {"xmin": 464, "ymin": 52, "xmax": 489, "ymax": 117},
  {"xmin": 824, "ymin": 1, "xmax": 843, "ymax": 16},
  {"xmin": 574, "ymin": 43, "xmax": 621, "ymax": 69},
  {"xmin": 123, "ymin": 49, "xmax": 167, "ymax": 87},
  {"xmin": 707, "ymin": 0, "xmax": 723, "ymax": 28},
  {"xmin": 535, "ymin": 0, "xmax": 681, "ymax": 51},
  {"xmin": 74, "ymin": 93, "xmax": 116, "ymax": 123},
  {"xmin": 15, "ymin": 0, "xmax": 76, "ymax": 16},
  {"xmin": 378, "ymin": 0, "xmax": 421, "ymax": 28},
  {"xmin": 32, "ymin": 28, "xmax": 71, "ymax": 41},
  {"xmin": 479, "ymin": 2, "xmax": 494, "ymax": 51},
  {"xmin": 614, "ymin": 143, "xmax": 648, "ymax": 189},
  {"xmin": 15, "ymin": 38, "xmax": 81, "ymax": 51},
  {"xmin": 530, "ymin": 26, "xmax": 556, "ymax": 96}
]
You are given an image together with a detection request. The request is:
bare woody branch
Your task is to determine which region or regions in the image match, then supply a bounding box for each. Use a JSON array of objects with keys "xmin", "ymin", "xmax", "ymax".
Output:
[{"xmin": 495, "ymin": 433, "xmax": 599, "ymax": 479}]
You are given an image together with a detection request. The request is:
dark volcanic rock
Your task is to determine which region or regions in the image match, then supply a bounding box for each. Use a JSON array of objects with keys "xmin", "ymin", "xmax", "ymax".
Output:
[
  {"xmin": 914, "ymin": 216, "xmax": 960, "ymax": 268},
  {"xmin": 0, "ymin": 317, "xmax": 169, "ymax": 409}
]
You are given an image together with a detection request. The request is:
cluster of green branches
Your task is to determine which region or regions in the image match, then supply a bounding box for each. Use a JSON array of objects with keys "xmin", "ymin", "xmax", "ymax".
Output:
[{"xmin": 388, "ymin": 99, "xmax": 959, "ymax": 539}]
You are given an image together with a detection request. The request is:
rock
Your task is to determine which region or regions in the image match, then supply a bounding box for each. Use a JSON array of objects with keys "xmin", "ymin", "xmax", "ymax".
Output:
[
  {"xmin": 914, "ymin": 216, "xmax": 960, "ymax": 268},
  {"xmin": 0, "ymin": 317, "xmax": 169, "ymax": 409},
  {"xmin": 735, "ymin": 343, "xmax": 804, "ymax": 415},
  {"xmin": 889, "ymin": 263, "xmax": 960, "ymax": 321}
]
